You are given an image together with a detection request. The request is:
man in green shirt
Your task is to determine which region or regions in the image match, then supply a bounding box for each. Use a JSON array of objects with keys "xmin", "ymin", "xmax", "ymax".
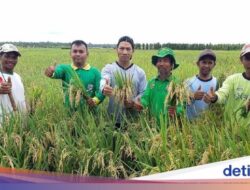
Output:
[
  {"xmin": 204, "ymin": 43, "xmax": 250, "ymax": 126},
  {"xmin": 134, "ymin": 48, "xmax": 183, "ymax": 124},
  {"xmin": 45, "ymin": 40, "xmax": 104, "ymax": 111}
]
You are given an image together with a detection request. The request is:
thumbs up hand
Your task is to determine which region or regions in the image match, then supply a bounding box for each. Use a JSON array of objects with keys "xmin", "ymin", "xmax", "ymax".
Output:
[
  {"xmin": 102, "ymin": 78, "xmax": 113, "ymax": 96},
  {"xmin": 204, "ymin": 87, "xmax": 218, "ymax": 104},
  {"xmin": 193, "ymin": 85, "xmax": 205, "ymax": 100},
  {"xmin": 44, "ymin": 60, "xmax": 57, "ymax": 77},
  {"xmin": 0, "ymin": 77, "xmax": 12, "ymax": 94}
]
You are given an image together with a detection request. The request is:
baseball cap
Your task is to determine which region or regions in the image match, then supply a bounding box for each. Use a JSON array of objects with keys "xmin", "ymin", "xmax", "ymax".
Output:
[
  {"xmin": 0, "ymin": 43, "xmax": 21, "ymax": 56},
  {"xmin": 240, "ymin": 43, "xmax": 250, "ymax": 57},
  {"xmin": 198, "ymin": 49, "xmax": 216, "ymax": 62}
]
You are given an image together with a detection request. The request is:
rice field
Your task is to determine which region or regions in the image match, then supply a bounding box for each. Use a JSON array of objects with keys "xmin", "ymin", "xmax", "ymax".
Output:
[{"xmin": 0, "ymin": 48, "xmax": 249, "ymax": 178}]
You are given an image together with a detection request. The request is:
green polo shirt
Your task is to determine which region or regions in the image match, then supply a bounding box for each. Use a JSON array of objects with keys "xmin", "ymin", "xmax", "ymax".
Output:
[
  {"xmin": 141, "ymin": 75, "xmax": 183, "ymax": 122},
  {"xmin": 52, "ymin": 63, "xmax": 105, "ymax": 109}
]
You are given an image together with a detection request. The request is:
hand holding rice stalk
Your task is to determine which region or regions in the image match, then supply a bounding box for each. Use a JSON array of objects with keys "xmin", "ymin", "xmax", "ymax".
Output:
[
  {"xmin": 67, "ymin": 69, "xmax": 90, "ymax": 109},
  {"xmin": 164, "ymin": 80, "xmax": 191, "ymax": 111},
  {"xmin": 113, "ymin": 71, "xmax": 134, "ymax": 106}
]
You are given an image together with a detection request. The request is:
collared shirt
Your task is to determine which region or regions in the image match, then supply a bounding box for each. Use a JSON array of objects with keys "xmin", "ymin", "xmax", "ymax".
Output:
[
  {"xmin": 0, "ymin": 71, "xmax": 26, "ymax": 122},
  {"xmin": 70, "ymin": 63, "xmax": 91, "ymax": 71},
  {"xmin": 52, "ymin": 63, "xmax": 104, "ymax": 109},
  {"xmin": 141, "ymin": 75, "xmax": 183, "ymax": 123}
]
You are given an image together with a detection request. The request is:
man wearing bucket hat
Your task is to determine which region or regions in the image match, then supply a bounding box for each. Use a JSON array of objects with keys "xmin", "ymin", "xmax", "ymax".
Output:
[
  {"xmin": 134, "ymin": 47, "xmax": 183, "ymax": 126},
  {"xmin": 185, "ymin": 49, "xmax": 218, "ymax": 120},
  {"xmin": 204, "ymin": 44, "xmax": 250, "ymax": 126},
  {"xmin": 0, "ymin": 44, "xmax": 26, "ymax": 124}
]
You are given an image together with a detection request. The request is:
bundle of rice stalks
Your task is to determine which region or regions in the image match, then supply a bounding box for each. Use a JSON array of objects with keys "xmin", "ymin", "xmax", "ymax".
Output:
[
  {"xmin": 164, "ymin": 80, "xmax": 191, "ymax": 108},
  {"xmin": 67, "ymin": 69, "xmax": 89, "ymax": 109},
  {"xmin": 113, "ymin": 71, "xmax": 134, "ymax": 105},
  {"xmin": 29, "ymin": 85, "xmax": 43, "ymax": 115}
]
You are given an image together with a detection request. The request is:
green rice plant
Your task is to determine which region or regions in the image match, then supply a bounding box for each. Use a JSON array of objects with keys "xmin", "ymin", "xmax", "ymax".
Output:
[
  {"xmin": 165, "ymin": 80, "xmax": 191, "ymax": 108},
  {"xmin": 28, "ymin": 84, "xmax": 43, "ymax": 115},
  {"xmin": 0, "ymin": 48, "xmax": 249, "ymax": 179},
  {"xmin": 113, "ymin": 71, "xmax": 134, "ymax": 105},
  {"xmin": 66, "ymin": 68, "xmax": 90, "ymax": 109}
]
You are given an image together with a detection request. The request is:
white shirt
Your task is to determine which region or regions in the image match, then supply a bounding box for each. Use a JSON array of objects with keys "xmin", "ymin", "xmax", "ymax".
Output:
[{"xmin": 0, "ymin": 72, "xmax": 26, "ymax": 117}]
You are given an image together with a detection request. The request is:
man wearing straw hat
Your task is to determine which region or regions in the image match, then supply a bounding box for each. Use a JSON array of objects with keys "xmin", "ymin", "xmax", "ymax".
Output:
[{"xmin": 0, "ymin": 43, "xmax": 26, "ymax": 124}]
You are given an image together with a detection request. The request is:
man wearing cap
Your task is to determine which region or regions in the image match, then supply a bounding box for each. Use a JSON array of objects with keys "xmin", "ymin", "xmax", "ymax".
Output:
[
  {"xmin": 204, "ymin": 44, "xmax": 250, "ymax": 126},
  {"xmin": 134, "ymin": 47, "xmax": 183, "ymax": 126},
  {"xmin": 185, "ymin": 49, "xmax": 218, "ymax": 120},
  {"xmin": 0, "ymin": 43, "xmax": 26, "ymax": 123}
]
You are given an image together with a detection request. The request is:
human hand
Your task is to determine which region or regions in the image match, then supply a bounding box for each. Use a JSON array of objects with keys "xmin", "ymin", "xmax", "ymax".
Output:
[
  {"xmin": 87, "ymin": 98, "xmax": 96, "ymax": 108},
  {"xmin": 204, "ymin": 87, "xmax": 217, "ymax": 104},
  {"xmin": 0, "ymin": 78, "xmax": 11, "ymax": 94},
  {"xmin": 193, "ymin": 85, "xmax": 205, "ymax": 100},
  {"xmin": 44, "ymin": 64, "xmax": 56, "ymax": 77},
  {"xmin": 133, "ymin": 97, "xmax": 143, "ymax": 111},
  {"xmin": 102, "ymin": 78, "xmax": 113, "ymax": 96},
  {"xmin": 124, "ymin": 98, "xmax": 134, "ymax": 109},
  {"xmin": 168, "ymin": 106, "xmax": 176, "ymax": 118}
]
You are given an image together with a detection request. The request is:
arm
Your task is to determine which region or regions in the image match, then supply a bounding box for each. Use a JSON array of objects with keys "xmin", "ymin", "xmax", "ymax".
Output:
[
  {"xmin": 92, "ymin": 69, "xmax": 105, "ymax": 105},
  {"xmin": 215, "ymin": 76, "xmax": 233, "ymax": 104},
  {"xmin": 100, "ymin": 64, "xmax": 113, "ymax": 96},
  {"xmin": 133, "ymin": 82, "xmax": 151, "ymax": 111},
  {"xmin": 0, "ymin": 81, "xmax": 11, "ymax": 94},
  {"xmin": 135, "ymin": 70, "xmax": 147, "ymax": 99},
  {"xmin": 140, "ymin": 81, "xmax": 151, "ymax": 109},
  {"xmin": 45, "ymin": 64, "xmax": 65, "ymax": 79},
  {"xmin": 203, "ymin": 75, "xmax": 234, "ymax": 104}
]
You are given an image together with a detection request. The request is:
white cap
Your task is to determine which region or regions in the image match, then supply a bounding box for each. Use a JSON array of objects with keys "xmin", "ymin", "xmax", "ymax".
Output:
[
  {"xmin": 240, "ymin": 43, "xmax": 250, "ymax": 57},
  {"xmin": 0, "ymin": 43, "xmax": 21, "ymax": 56}
]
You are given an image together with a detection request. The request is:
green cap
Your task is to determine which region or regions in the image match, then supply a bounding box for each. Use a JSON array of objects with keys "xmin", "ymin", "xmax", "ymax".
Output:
[{"xmin": 152, "ymin": 48, "xmax": 179, "ymax": 69}]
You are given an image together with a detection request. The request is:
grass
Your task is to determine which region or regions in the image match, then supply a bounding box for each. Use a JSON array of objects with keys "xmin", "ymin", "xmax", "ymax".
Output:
[{"xmin": 0, "ymin": 48, "xmax": 249, "ymax": 178}]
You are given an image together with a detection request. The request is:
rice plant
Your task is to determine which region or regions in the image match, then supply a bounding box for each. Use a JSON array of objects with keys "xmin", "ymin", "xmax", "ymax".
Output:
[{"xmin": 0, "ymin": 48, "xmax": 248, "ymax": 179}]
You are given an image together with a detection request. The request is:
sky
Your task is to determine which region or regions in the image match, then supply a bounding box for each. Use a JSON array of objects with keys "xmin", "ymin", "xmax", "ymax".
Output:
[{"xmin": 1, "ymin": 0, "xmax": 249, "ymax": 44}]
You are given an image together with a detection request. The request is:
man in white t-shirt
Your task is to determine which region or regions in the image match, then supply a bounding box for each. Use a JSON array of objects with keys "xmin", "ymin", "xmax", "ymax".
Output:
[{"xmin": 0, "ymin": 44, "xmax": 26, "ymax": 123}]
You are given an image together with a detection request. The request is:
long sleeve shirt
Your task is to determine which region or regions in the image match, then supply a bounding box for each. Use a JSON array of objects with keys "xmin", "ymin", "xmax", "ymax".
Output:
[
  {"xmin": 100, "ymin": 61, "xmax": 147, "ymax": 123},
  {"xmin": 215, "ymin": 73, "xmax": 250, "ymax": 126}
]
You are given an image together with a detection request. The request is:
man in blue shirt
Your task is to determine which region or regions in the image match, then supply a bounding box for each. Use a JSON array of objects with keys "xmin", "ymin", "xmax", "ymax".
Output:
[{"xmin": 185, "ymin": 49, "xmax": 218, "ymax": 120}]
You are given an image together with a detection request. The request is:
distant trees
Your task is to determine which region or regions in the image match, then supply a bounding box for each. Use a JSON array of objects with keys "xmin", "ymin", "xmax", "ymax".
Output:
[{"xmin": 0, "ymin": 41, "xmax": 243, "ymax": 50}]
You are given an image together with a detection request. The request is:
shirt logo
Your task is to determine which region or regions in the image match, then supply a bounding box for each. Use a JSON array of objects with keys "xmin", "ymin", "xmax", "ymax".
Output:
[
  {"xmin": 0, "ymin": 76, "xmax": 3, "ymax": 84},
  {"xmin": 235, "ymin": 86, "xmax": 249, "ymax": 100},
  {"xmin": 150, "ymin": 82, "xmax": 155, "ymax": 89},
  {"xmin": 87, "ymin": 84, "xmax": 94, "ymax": 92}
]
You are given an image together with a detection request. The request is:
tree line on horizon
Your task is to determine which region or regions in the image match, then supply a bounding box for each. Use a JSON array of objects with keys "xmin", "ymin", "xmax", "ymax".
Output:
[{"xmin": 0, "ymin": 42, "xmax": 244, "ymax": 50}]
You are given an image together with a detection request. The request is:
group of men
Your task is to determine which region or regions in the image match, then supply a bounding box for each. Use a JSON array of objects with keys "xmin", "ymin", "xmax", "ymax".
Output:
[{"xmin": 0, "ymin": 36, "xmax": 250, "ymax": 127}]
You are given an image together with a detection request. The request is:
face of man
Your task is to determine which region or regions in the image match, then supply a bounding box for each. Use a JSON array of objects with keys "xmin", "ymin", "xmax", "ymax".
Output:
[
  {"xmin": 116, "ymin": 41, "xmax": 134, "ymax": 64},
  {"xmin": 0, "ymin": 52, "xmax": 18, "ymax": 73},
  {"xmin": 241, "ymin": 53, "xmax": 250, "ymax": 72},
  {"xmin": 197, "ymin": 57, "xmax": 215, "ymax": 77},
  {"xmin": 156, "ymin": 57, "xmax": 173, "ymax": 78},
  {"xmin": 70, "ymin": 44, "xmax": 88, "ymax": 67}
]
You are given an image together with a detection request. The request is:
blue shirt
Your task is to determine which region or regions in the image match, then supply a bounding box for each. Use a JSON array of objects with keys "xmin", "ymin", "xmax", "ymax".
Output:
[{"xmin": 185, "ymin": 76, "xmax": 218, "ymax": 120}]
